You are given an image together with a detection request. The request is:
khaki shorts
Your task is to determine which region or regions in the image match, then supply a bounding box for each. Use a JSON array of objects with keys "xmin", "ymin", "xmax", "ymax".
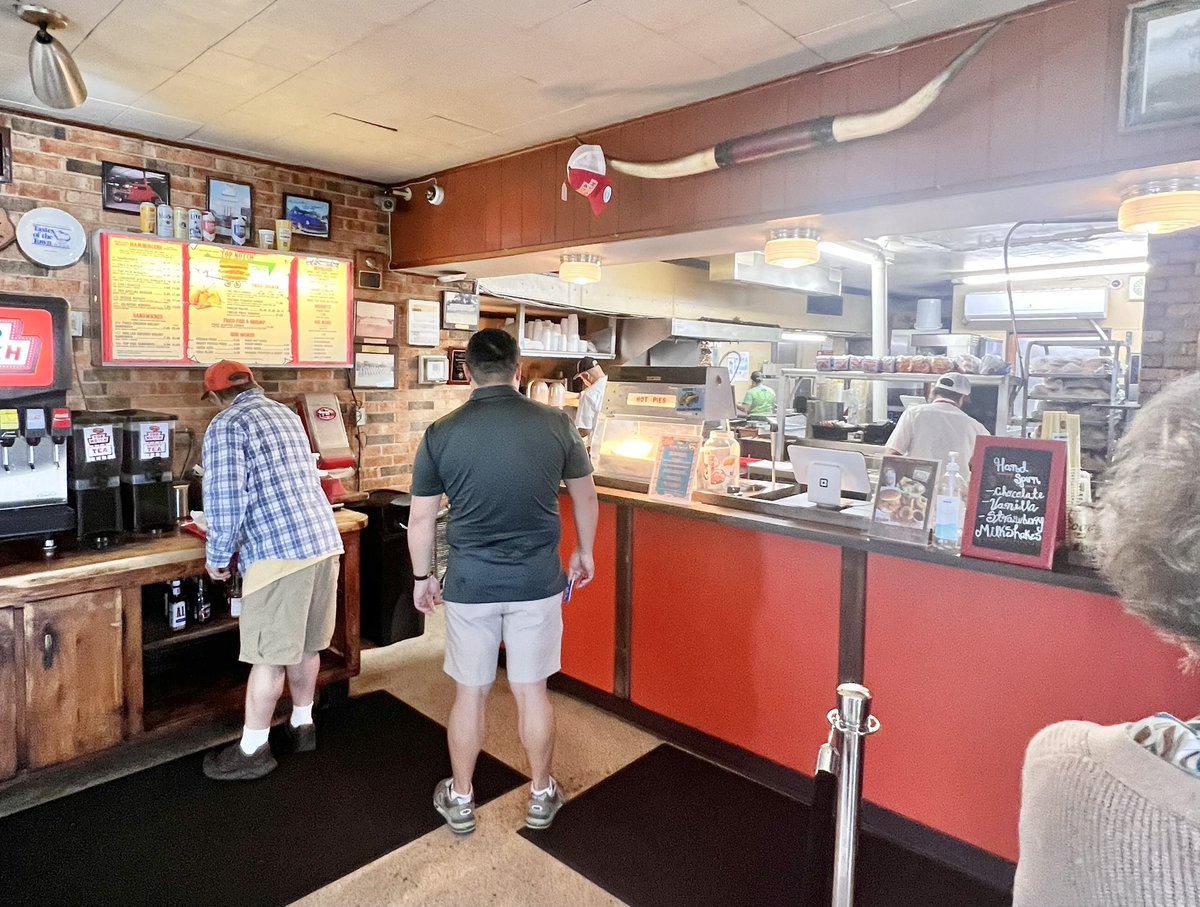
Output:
[
  {"xmin": 238, "ymin": 555, "xmax": 340, "ymax": 665},
  {"xmin": 443, "ymin": 593, "xmax": 563, "ymax": 687}
]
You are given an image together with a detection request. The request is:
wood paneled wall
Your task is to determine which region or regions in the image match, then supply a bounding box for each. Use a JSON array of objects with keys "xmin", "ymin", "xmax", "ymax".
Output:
[{"xmin": 390, "ymin": 0, "xmax": 1200, "ymax": 269}]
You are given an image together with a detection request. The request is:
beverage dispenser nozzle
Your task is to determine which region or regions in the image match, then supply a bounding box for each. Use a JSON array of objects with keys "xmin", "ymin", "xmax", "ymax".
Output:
[
  {"xmin": 50, "ymin": 408, "xmax": 71, "ymax": 468},
  {"xmin": 0, "ymin": 408, "xmax": 18, "ymax": 472},
  {"xmin": 22, "ymin": 408, "xmax": 47, "ymax": 470}
]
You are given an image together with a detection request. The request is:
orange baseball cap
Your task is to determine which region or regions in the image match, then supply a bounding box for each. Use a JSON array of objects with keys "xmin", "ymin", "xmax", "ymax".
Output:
[{"xmin": 202, "ymin": 360, "xmax": 254, "ymax": 399}]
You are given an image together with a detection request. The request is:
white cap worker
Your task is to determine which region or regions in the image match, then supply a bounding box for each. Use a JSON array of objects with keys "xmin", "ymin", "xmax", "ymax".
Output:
[
  {"xmin": 573, "ymin": 356, "xmax": 608, "ymax": 438},
  {"xmin": 887, "ymin": 372, "xmax": 990, "ymax": 479}
]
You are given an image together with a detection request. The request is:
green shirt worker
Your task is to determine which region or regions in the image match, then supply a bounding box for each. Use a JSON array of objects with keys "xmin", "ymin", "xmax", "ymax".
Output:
[{"xmin": 738, "ymin": 371, "xmax": 776, "ymax": 416}]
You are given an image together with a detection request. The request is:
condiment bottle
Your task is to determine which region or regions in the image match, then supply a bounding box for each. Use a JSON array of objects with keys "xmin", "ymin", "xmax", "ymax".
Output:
[
  {"xmin": 933, "ymin": 451, "xmax": 968, "ymax": 552},
  {"xmin": 699, "ymin": 424, "xmax": 741, "ymax": 492}
]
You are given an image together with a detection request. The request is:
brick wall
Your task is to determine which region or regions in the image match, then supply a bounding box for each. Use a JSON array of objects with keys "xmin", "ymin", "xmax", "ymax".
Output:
[
  {"xmin": 0, "ymin": 111, "xmax": 473, "ymax": 490},
  {"xmin": 1140, "ymin": 229, "xmax": 1200, "ymax": 400}
]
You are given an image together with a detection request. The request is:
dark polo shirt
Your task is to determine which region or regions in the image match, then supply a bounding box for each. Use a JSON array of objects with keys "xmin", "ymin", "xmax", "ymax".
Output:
[{"xmin": 411, "ymin": 384, "xmax": 593, "ymax": 604}]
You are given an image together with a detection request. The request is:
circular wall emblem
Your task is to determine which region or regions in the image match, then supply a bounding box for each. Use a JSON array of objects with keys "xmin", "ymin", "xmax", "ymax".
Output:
[
  {"xmin": 315, "ymin": 406, "xmax": 337, "ymax": 421},
  {"xmin": 16, "ymin": 207, "xmax": 86, "ymax": 269}
]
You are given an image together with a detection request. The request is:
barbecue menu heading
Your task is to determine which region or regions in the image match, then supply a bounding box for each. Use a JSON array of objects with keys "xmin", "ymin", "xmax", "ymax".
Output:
[{"xmin": 96, "ymin": 233, "xmax": 353, "ymax": 368}]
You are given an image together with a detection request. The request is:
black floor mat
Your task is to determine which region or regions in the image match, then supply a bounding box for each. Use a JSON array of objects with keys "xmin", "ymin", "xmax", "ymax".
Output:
[
  {"xmin": 520, "ymin": 744, "xmax": 1011, "ymax": 907},
  {"xmin": 2, "ymin": 691, "xmax": 526, "ymax": 907}
]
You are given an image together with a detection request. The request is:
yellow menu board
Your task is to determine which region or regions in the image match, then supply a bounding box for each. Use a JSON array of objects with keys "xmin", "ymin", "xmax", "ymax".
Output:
[{"xmin": 98, "ymin": 233, "xmax": 353, "ymax": 367}]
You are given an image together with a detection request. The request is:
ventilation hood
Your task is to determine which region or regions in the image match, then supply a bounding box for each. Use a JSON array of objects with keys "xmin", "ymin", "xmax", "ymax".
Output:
[
  {"xmin": 619, "ymin": 317, "xmax": 782, "ymax": 361},
  {"xmin": 708, "ymin": 252, "xmax": 843, "ymax": 296}
]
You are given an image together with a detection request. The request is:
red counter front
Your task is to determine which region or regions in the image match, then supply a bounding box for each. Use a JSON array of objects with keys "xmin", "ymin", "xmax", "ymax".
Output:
[
  {"xmin": 863, "ymin": 553, "xmax": 1200, "ymax": 862},
  {"xmin": 629, "ymin": 509, "xmax": 841, "ymax": 772},
  {"xmin": 558, "ymin": 500, "xmax": 619, "ymax": 693}
]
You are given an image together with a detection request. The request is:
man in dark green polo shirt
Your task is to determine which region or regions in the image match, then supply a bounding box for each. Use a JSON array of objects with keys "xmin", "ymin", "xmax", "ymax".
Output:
[{"xmin": 408, "ymin": 328, "xmax": 599, "ymax": 835}]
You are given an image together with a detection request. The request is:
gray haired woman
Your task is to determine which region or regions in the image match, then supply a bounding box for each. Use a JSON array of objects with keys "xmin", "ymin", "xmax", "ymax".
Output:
[{"xmin": 1013, "ymin": 373, "xmax": 1200, "ymax": 906}]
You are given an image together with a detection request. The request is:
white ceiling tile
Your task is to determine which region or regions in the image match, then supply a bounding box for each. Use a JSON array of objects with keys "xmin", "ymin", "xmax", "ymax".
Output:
[
  {"xmin": 108, "ymin": 107, "xmax": 205, "ymax": 141},
  {"xmin": 598, "ymin": 0, "xmax": 736, "ymax": 34},
  {"xmin": 798, "ymin": 10, "xmax": 907, "ymax": 62},
  {"xmin": 0, "ymin": 50, "xmax": 34, "ymax": 105},
  {"xmin": 76, "ymin": 19, "xmax": 215, "ymax": 72},
  {"xmin": 746, "ymin": 0, "xmax": 894, "ymax": 38},
  {"xmin": 214, "ymin": 21, "xmax": 340, "ymax": 71},
  {"xmin": 180, "ymin": 50, "xmax": 292, "ymax": 93},
  {"xmin": 62, "ymin": 98, "xmax": 129, "ymax": 128},
  {"xmin": 526, "ymin": 1, "xmax": 660, "ymax": 65},
  {"xmin": 251, "ymin": 0, "xmax": 428, "ymax": 38},
  {"xmin": 231, "ymin": 76, "xmax": 376, "ymax": 120},
  {"xmin": 187, "ymin": 112, "xmax": 292, "ymax": 147},
  {"xmin": 137, "ymin": 74, "xmax": 243, "ymax": 121},
  {"xmin": 666, "ymin": 3, "xmax": 810, "ymax": 69},
  {"xmin": 417, "ymin": 115, "xmax": 493, "ymax": 145},
  {"xmin": 891, "ymin": 0, "xmax": 1040, "ymax": 26},
  {"xmin": 68, "ymin": 51, "xmax": 175, "ymax": 106}
]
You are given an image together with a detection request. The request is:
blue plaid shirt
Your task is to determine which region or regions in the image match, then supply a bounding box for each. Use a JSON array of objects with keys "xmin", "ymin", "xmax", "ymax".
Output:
[{"xmin": 201, "ymin": 389, "xmax": 342, "ymax": 572}]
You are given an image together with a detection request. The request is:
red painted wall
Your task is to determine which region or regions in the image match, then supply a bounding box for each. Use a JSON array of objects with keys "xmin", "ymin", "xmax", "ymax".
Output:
[
  {"xmin": 863, "ymin": 554, "xmax": 1200, "ymax": 862},
  {"xmin": 629, "ymin": 510, "xmax": 842, "ymax": 771},
  {"xmin": 558, "ymin": 500, "xmax": 618, "ymax": 692},
  {"xmin": 390, "ymin": 0, "xmax": 1200, "ymax": 268}
]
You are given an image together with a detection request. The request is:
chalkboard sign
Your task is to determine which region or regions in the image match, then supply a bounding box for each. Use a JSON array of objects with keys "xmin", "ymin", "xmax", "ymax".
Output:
[{"xmin": 961, "ymin": 437, "xmax": 1067, "ymax": 570}]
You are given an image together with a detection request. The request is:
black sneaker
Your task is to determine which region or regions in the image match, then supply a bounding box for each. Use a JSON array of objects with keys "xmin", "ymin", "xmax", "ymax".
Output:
[
  {"xmin": 202, "ymin": 741, "xmax": 277, "ymax": 781},
  {"xmin": 285, "ymin": 722, "xmax": 316, "ymax": 753}
]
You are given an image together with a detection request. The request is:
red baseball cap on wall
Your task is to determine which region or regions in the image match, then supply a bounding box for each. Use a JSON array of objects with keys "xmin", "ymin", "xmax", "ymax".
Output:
[
  {"xmin": 202, "ymin": 360, "xmax": 255, "ymax": 399},
  {"xmin": 562, "ymin": 145, "xmax": 613, "ymax": 215}
]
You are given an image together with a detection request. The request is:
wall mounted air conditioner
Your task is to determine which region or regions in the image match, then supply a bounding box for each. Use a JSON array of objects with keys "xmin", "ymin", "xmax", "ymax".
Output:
[{"xmin": 962, "ymin": 287, "xmax": 1108, "ymax": 323}]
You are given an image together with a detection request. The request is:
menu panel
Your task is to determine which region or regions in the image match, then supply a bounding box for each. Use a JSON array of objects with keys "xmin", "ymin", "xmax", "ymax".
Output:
[{"xmin": 98, "ymin": 233, "xmax": 352, "ymax": 368}]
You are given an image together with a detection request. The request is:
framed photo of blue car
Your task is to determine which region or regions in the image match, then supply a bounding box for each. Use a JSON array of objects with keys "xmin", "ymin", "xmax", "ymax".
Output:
[
  {"xmin": 283, "ymin": 193, "xmax": 332, "ymax": 240},
  {"xmin": 1121, "ymin": 0, "xmax": 1200, "ymax": 131}
]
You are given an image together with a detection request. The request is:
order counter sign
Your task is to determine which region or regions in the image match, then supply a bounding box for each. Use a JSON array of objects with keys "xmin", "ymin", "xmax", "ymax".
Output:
[{"xmin": 961, "ymin": 437, "xmax": 1067, "ymax": 571}]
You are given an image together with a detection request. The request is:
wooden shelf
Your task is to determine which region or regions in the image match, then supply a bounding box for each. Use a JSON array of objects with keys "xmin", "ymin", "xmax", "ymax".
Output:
[{"xmin": 143, "ymin": 615, "xmax": 238, "ymax": 652}]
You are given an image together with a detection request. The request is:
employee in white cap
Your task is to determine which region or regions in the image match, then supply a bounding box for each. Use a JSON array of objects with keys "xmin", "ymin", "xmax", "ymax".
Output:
[
  {"xmin": 887, "ymin": 372, "xmax": 990, "ymax": 479},
  {"xmin": 573, "ymin": 356, "xmax": 608, "ymax": 438}
]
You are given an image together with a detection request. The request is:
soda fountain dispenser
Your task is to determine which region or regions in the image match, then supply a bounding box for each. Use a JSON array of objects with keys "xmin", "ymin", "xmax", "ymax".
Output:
[
  {"xmin": 67, "ymin": 412, "xmax": 124, "ymax": 546},
  {"xmin": 0, "ymin": 294, "xmax": 75, "ymax": 550},
  {"xmin": 110, "ymin": 409, "xmax": 177, "ymax": 533}
]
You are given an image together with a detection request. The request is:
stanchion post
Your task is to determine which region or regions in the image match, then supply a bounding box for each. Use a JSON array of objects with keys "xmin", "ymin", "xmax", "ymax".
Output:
[{"xmin": 831, "ymin": 682, "xmax": 879, "ymax": 907}]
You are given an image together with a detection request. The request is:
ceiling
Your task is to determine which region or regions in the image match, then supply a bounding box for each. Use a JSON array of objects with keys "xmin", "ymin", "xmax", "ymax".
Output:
[{"xmin": 0, "ymin": 0, "xmax": 1043, "ymax": 182}]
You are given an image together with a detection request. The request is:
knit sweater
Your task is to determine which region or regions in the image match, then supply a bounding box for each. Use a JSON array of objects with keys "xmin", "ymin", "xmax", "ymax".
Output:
[{"xmin": 1013, "ymin": 721, "xmax": 1200, "ymax": 906}]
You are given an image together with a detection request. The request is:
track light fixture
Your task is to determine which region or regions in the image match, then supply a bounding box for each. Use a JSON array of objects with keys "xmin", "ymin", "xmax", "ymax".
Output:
[
  {"xmin": 16, "ymin": 5, "xmax": 87, "ymax": 109},
  {"xmin": 389, "ymin": 178, "xmax": 445, "ymax": 206}
]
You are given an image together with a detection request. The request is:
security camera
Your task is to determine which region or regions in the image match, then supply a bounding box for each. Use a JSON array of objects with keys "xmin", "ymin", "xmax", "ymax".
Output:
[
  {"xmin": 373, "ymin": 194, "xmax": 396, "ymax": 213},
  {"xmin": 426, "ymin": 184, "xmax": 445, "ymax": 206},
  {"xmin": 1108, "ymin": 277, "xmax": 1125, "ymax": 290}
]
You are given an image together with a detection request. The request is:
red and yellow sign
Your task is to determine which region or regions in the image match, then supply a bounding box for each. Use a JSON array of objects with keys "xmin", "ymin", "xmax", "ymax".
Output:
[{"xmin": 98, "ymin": 233, "xmax": 353, "ymax": 368}]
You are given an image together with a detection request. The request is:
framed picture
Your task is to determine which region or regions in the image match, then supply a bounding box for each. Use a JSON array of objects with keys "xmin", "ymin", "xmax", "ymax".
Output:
[
  {"xmin": 407, "ymin": 298, "xmax": 440, "ymax": 347},
  {"xmin": 447, "ymin": 347, "xmax": 470, "ymax": 385},
  {"xmin": 0, "ymin": 127, "xmax": 11, "ymax": 184},
  {"xmin": 283, "ymin": 193, "xmax": 332, "ymax": 239},
  {"xmin": 354, "ymin": 300, "xmax": 397, "ymax": 344},
  {"xmin": 1121, "ymin": 0, "xmax": 1200, "ymax": 131},
  {"xmin": 206, "ymin": 177, "xmax": 252, "ymax": 239},
  {"xmin": 869, "ymin": 456, "xmax": 940, "ymax": 545},
  {"xmin": 101, "ymin": 162, "xmax": 170, "ymax": 214},
  {"xmin": 352, "ymin": 346, "xmax": 398, "ymax": 389},
  {"xmin": 442, "ymin": 291, "xmax": 480, "ymax": 330}
]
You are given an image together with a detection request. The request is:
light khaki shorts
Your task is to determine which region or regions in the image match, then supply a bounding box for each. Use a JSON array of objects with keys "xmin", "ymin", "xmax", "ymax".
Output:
[
  {"xmin": 238, "ymin": 555, "xmax": 340, "ymax": 666},
  {"xmin": 443, "ymin": 593, "xmax": 563, "ymax": 687}
]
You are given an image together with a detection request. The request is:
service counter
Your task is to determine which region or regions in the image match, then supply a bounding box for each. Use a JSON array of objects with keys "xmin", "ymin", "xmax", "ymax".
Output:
[
  {"xmin": 557, "ymin": 486, "xmax": 1200, "ymax": 875},
  {"xmin": 0, "ymin": 510, "xmax": 365, "ymax": 786}
]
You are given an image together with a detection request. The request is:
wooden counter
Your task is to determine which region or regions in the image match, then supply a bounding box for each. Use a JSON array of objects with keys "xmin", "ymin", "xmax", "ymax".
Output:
[{"xmin": 0, "ymin": 510, "xmax": 366, "ymax": 784}]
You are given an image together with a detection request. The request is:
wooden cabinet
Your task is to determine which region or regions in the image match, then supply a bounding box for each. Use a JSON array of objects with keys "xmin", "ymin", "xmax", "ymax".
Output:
[
  {"xmin": 0, "ymin": 609, "xmax": 17, "ymax": 781},
  {"xmin": 22, "ymin": 589, "xmax": 124, "ymax": 769}
]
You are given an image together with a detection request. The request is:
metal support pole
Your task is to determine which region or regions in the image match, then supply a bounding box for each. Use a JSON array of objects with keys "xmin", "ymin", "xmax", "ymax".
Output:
[
  {"xmin": 830, "ymin": 682, "xmax": 880, "ymax": 907},
  {"xmin": 869, "ymin": 257, "xmax": 889, "ymax": 423}
]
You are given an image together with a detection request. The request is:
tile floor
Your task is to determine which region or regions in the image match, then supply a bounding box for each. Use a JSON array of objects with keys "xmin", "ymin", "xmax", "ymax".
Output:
[{"xmin": 294, "ymin": 610, "xmax": 661, "ymax": 906}]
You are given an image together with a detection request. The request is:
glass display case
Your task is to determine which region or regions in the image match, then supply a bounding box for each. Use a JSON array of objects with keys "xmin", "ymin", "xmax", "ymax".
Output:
[{"xmin": 590, "ymin": 366, "xmax": 737, "ymax": 489}]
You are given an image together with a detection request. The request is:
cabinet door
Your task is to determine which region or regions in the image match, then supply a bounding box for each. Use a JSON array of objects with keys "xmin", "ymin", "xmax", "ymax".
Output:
[
  {"xmin": 24, "ymin": 589, "xmax": 124, "ymax": 769},
  {"xmin": 0, "ymin": 610, "xmax": 17, "ymax": 780}
]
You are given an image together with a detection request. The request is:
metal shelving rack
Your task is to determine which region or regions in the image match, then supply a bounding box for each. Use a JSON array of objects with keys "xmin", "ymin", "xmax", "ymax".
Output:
[{"xmin": 1019, "ymin": 339, "xmax": 1133, "ymax": 475}]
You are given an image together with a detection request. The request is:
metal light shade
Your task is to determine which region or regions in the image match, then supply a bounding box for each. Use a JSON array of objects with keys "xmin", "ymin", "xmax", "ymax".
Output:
[
  {"xmin": 764, "ymin": 227, "xmax": 820, "ymax": 268},
  {"xmin": 29, "ymin": 25, "xmax": 87, "ymax": 108},
  {"xmin": 560, "ymin": 253, "xmax": 601, "ymax": 285},
  {"xmin": 1118, "ymin": 179, "xmax": 1200, "ymax": 235}
]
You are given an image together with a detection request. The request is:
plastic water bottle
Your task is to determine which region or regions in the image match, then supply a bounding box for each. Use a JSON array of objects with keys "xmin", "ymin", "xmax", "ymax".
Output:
[{"xmin": 933, "ymin": 451, "xmax": 967, "ymax": 552}]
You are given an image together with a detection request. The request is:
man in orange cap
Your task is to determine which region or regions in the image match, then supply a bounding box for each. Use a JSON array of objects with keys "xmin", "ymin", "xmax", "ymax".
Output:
[{"xmin": 198, "ymin": 360, "xmax": 344, "ymax": 780}]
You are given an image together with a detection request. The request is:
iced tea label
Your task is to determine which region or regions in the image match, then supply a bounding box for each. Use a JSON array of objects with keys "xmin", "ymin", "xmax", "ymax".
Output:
[
  {"xmin": 140, "ymin": 423, "xmax": 169, "ymax": 460},
  {"xmin": 84, "ymin": 424, "xmax": 116, "ymax": 462}
]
